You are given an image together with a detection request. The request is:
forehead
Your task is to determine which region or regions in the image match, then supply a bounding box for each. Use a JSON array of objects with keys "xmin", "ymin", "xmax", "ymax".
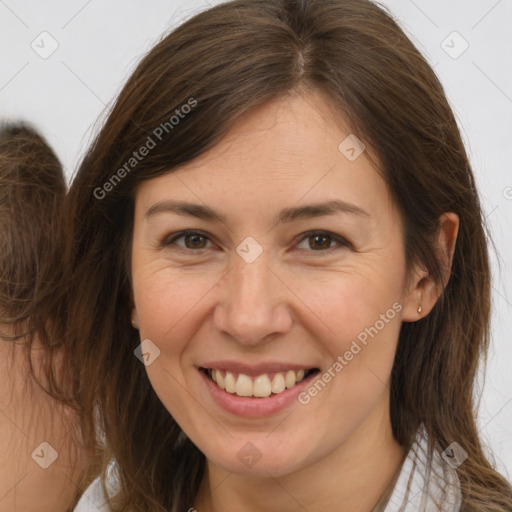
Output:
[{"xmin": 135, "ymin": 91, "xmax": 397, "ymax": 226}]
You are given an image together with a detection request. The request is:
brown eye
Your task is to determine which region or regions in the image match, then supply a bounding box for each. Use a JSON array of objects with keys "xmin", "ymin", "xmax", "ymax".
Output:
[
  {"xmin": 308, "ymin": 233, "xmax": 333, "ymax": 250},
  {"xmin": 182, "ymin": 233, "xmax": 208, "ymax": 249},
  {"xmin": 296, "ymin": 231, "xmax": 350, "ymax": 254},
  {"xmin": 162, "ymin": 230, "xmax": 212, "ymax": 251}
]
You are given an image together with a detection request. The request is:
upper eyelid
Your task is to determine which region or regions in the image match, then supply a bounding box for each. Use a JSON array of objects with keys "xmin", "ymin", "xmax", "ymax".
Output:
[{"xmin": 163, "ymin": 229, "xmax": 350, "ymax": 250}]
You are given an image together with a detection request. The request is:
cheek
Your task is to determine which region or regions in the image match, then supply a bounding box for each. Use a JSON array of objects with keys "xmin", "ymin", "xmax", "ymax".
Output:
[
  {"xmin": 133, "ymin": 270, "xmax": 213, "ymax": 344},
  {"xmin": 298, "ymin": 277, "xmax": 402, "ymax": 439},
  {"xmin": 289, "ymin": 265, "xmax": 404, "ymax": 357},
  {"xmin": 133, "ymin": 274, "xmax": 209, "ymax": 423}
]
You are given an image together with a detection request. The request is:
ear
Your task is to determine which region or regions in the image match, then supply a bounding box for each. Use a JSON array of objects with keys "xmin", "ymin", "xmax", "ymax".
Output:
[{"xmin": 402, "ymin": 212, "xmax": 459, "ymax": 322}]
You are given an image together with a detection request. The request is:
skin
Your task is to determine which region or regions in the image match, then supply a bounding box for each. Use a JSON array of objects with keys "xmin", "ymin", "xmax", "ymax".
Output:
[
  {"xmin": 0, "ymin": 330, "xmax": 83, "ymax": 512},
  {"xmin": 130, "ymin": 90, "xmax": 459, "ymax": 512}
]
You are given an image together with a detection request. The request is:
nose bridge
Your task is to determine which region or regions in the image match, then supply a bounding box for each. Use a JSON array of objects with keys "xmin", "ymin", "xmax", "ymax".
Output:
[{"xmin": 213, "ymin": 242, "xmax": 292, "ymax": 345}]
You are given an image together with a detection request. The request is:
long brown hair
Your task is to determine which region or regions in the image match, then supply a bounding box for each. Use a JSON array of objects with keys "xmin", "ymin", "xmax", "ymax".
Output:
[
  {"xmin": 64, "ymin": 0, "xmax": 512, "ymax": 510},
  {"xmin": 0, "ymin": 122, "xmax": 67, "ymax": 385}
]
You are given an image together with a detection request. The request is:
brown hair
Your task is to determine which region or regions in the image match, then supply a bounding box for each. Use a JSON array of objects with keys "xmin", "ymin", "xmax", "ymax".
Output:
[
  {"xmin": 0, "ymin": 122, "xmax": 85, "ymax": 507},
  {"xmin": 0, "ymin": 122, "xmax": 67, "ymax": 368},
  {"xmin": 64, "ymin": 0, "xmax": 512, "ymax": 510}
]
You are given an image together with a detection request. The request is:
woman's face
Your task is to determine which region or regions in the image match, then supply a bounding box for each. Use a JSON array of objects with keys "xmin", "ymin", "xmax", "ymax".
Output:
[{"xmin": 131, "ymin": 91, "xmax": 419, "ymax": 476}]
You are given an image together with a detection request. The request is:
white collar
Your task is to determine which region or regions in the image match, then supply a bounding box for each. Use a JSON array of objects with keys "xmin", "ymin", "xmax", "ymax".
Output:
[{"xmin": 382, "ymin": 424, "xmax": 462, "ymax": 511}]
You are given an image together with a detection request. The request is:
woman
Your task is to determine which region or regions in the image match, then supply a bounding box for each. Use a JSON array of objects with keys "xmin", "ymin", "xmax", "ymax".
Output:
[
  {"xmin": 0, "ymin": 123, "xmax": 85, "ymax": 511},
  {"xmin": 68, "ymin": 0, "xmax": 512, "ymax": 510}
]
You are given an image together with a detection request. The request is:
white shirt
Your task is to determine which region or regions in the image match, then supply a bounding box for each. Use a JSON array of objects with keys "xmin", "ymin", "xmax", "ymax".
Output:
[{"xmin": 74, "ymin": 424, "xmax": 461, "ymax": 511}]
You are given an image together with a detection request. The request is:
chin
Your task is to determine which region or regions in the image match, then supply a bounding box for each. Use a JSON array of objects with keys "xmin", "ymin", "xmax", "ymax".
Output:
[{"xmin": 199, "ymin": 437, "xmax": 315, "ymax": 478}]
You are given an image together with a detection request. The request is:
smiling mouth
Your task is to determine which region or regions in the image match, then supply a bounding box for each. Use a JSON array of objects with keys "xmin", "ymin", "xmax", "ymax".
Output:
[{"xmin": 200, "ymin": 367, "xmax": 320, "ymax": 398}]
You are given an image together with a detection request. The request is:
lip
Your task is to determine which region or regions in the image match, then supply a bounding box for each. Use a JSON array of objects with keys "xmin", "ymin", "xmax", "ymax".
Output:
[
  {"xmin": 198, "ymin": 366, "xmax": 320, "ymax": 418},
  {"xmin": 197, "ymin": 360, "xmax": 315, "ymax": 376}
]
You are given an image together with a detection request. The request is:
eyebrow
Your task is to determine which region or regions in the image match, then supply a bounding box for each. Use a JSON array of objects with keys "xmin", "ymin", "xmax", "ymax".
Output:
[{"xmin": 145, "ymin": 199, "xmax": 370, "ymax": 224}]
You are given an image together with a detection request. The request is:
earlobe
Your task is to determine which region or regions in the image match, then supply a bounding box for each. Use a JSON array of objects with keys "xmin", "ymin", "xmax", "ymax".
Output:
[{"xmin": 401, "ymin": 267, "xmax": 430, "ymax": 322}]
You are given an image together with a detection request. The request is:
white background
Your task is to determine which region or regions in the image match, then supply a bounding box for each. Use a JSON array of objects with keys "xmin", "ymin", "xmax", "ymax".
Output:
[{"xmin": 1, "ymin": 0, "xmax": 511, "ymax": 481}]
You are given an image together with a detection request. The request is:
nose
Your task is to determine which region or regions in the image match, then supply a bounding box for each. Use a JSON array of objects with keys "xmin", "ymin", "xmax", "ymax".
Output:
[{"xmin": 212, "ymin": 247, "xmax": 293, "ymax": 346}]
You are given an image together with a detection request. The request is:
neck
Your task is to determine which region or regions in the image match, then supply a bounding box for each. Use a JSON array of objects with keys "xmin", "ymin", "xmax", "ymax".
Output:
[{"xmin": 194, "ymin": 396, "xmax": 406, "ymax": 512}]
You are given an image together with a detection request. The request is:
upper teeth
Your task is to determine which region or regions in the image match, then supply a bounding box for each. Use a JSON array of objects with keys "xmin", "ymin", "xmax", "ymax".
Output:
[{"xmin": 210, "ymin": 369, "xmax": 306, "ymax": 398}]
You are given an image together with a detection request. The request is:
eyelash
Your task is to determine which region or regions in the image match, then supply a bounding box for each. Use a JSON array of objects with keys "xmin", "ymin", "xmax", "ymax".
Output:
[{"xmin": 160, "ymin": 229, "xmax": 352, "ymax": 256}]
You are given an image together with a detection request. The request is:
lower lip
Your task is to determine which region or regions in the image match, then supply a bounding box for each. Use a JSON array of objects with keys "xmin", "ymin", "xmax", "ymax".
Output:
[{"xmin": 198, "ymin": 368, "xmax": 318, "ymax": 418}]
